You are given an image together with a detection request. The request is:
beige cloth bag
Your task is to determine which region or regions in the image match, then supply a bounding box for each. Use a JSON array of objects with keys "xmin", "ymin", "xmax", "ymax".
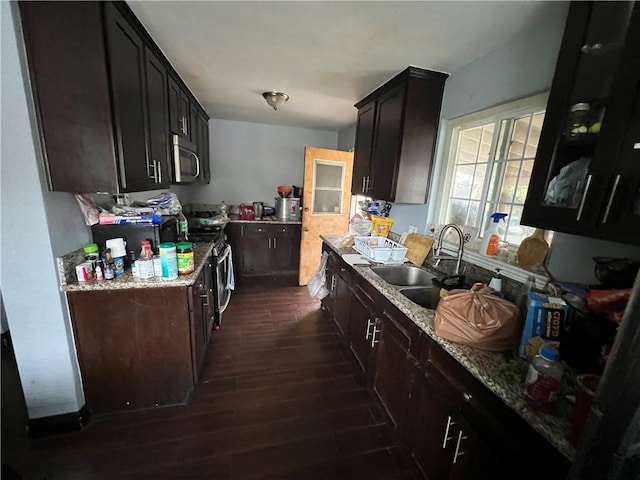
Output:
[{"xmin": 434, "ymin": 283, "xmax": 519, "ymax": 351}]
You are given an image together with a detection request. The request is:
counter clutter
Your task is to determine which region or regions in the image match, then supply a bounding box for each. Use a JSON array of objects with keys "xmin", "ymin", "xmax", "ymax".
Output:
[
  {"xmin": 57, "ymin": 243, "xmax": 214, "ymax": 291},
  {"xmin": 321, "ymin": 234, "xmax": 575, "ymax": 460}
]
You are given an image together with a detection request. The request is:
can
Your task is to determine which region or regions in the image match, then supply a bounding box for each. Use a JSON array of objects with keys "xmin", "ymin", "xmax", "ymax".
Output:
[
  {"xmin": 159, "ymin": 242, "xmax": 178, "ymax": 280},
  {"xmin": 176, "ymin": 242, "xmax": 194, "ymax": 275}
]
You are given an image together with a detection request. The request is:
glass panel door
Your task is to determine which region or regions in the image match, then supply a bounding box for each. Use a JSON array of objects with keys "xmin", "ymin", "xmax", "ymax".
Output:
[{"xmin": 312, "ymin": 160, "xmax": 345, "ymax": 215}]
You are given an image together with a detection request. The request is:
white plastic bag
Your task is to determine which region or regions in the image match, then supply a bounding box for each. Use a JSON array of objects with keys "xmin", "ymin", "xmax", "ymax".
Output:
[{"xmin": 307, "ymin": 252, "xmax": 330, "ymax": 300}]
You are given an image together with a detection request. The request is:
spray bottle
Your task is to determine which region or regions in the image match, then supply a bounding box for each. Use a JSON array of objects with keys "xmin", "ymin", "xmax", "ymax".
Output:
[{"xmin": 480, "ymin": 213, "xmax": 508, "ymax": 256}]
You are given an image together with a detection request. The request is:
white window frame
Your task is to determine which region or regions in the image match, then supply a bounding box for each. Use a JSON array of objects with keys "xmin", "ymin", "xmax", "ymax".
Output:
[{"xmin": 433, "ymin": 93, "xmax": 551, "ymax": 284}]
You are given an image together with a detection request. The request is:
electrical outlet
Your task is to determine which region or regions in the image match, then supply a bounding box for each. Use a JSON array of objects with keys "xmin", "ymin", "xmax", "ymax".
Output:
[{"xmin": 408, "ymin": 225, "xmax": 418, "ymax": 234}]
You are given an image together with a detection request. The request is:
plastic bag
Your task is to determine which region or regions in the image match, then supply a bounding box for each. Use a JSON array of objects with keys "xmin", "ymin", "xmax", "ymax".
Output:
[
  {"xmin": 434, "ymin": 283, "xmax": 519, "ymax": 351},
  {"xmin": 308, "ymin": 252, "xmax": 330, "ymax": 300}
]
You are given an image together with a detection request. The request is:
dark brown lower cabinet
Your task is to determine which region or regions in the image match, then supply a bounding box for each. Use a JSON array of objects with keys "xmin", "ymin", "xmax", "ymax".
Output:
[
  {"xmin": 226, "ymin": 222, "xmax": 301, "ymax": 284},
  {"xmin": 67, "ymin": 257, "xmax": 214, "ymax": 414},
  {"xmin": 320, "ymin": 241, "xmax": 571, "ymax": 480},
  {"xmin": 348, "ymin": 283, "xmax": 378, "ymax": 377},
  {"xmin": 372, "ymin": 308, "xmax": 418, "ymax": 431}
]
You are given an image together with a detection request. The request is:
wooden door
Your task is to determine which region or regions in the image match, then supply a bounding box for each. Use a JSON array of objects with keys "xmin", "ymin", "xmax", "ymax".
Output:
[
  {"xmin": 352, "ymin": 100, "xmax": 376, "ymax": 195},
  {"xmin": 144, "ymin": 46, "xmax": 169, "ymax": 188},
  {"xmin": 369, "ymin": 82, "xmax": 405, "ymax": 201},
  {"xmin": 372, "ymin": 311, "xmax": 416, "ymax": 430},
  {"xmin": 104, "ymin": 2, "xmax": 152, "ymax": 192},
  {"xmin": 299, "ymin": 147, "xmax": 354, "ymax": 285}
]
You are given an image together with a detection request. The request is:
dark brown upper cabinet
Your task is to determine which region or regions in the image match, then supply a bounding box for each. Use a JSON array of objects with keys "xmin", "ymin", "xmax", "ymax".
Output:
[
  {"xmin": 19, "ymin": 1, "xmax": 208, "ymax": 193},
  {"xmin": 351, "ymin": 67, "xmax": 448, "ymax": 204},
  {"xmin": 522, "ymin": 1, "xmax": 640, "ymax": 245}
]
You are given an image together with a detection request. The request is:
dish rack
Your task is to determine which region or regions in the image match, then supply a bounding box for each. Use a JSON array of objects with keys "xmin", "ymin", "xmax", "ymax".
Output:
[{"xmin": 353, "ymin": 236, "xmax": 408, "ymax": 264}]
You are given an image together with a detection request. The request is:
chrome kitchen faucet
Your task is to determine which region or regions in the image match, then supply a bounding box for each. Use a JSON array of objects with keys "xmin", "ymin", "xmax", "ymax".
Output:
[{"xmin": 433, "ymin": 224, "xmax": 465, "ymax": 276}]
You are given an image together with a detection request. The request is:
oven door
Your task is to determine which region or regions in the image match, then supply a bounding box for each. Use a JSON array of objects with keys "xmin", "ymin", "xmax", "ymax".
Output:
[{"xmin": 214, "ymin": 244, "xmax": 232, "ymax": 326}]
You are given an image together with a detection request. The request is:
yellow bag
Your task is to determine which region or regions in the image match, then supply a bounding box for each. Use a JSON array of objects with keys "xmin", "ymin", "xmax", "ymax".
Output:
[{"xmin": 371, "ymin": 216, "xmax": 393, "ymax": 237}]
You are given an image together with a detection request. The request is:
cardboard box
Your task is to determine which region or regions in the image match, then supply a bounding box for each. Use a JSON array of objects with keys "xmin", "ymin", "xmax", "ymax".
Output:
[{"xmin": 519, "ymin": 292, "xmax": 568, "ymax": 359}]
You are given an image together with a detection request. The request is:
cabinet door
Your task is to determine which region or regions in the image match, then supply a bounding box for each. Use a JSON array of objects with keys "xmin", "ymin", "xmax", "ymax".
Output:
[
  {"xmin": 198, "ymin": 113, "xmax": 211, "ymax": 184},
  {"xmin": 225, "ymin": 223, "xmax": 244, "ymax": 276},
  {"xmin": 168, "ymin": 77, "xmax": 183, "ymax": 136},
  {"xmin": 203, "ymin": 255, "xmax": 215, "ymax": 340},
  {"xmin": 372, "ymin": 310, "xmax": 416, "ymax": 430},
  {"xmin": 522, "ymin": 2, "xmax": 636, "ymax": 236},
  {"xmin": 334, "ymin": 272, "xmax": 351, "ymax": 338},
  {"xmin": 369, "ymin": 83, "xmax": 406, "ymax": 201},
  {"xmin": 352, "ymin": 100, "xmax": 376, "ymax": 195},
  {"xmin": 272, "ymin": 225, "xmax": 301, "ymax": 273},
  {"xmin": 348, "ymin": 285, "xmax": 376, "ymax": 375},
  {"xmin": 189, "ymin": 103, "xmax": 199, "ymax": 144},
  {"xmin": 243, "ymin": 226, "xmax": 272, "ymax": 275},
  {"xmin": 144, "ymin": 46, "xmax": 170, "ymax": 188},
  {"xmin": 104, "ymin": 2, "xmax": 153, "ymax": 192},
  {"xmin": 408, "ymin": 373, "xmax": 457, "ymax": 480},
  {"xmin": 189, "ymin": 269, "xmax": 208, "ymax": 382}
]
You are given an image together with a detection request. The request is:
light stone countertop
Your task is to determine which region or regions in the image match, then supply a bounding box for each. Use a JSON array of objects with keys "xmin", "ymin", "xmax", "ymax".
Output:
[
  {"xmin": 59, "ymin": 243, "xmax": 214, "ymax": 292},
  {"xmin": 321, "ymin": 234, "xmax": 574, "ymax": 460}
]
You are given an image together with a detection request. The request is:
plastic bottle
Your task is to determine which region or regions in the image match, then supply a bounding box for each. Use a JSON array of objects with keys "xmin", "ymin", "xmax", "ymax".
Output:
[
  {"xmin": 128, "ymin": 250, "xmax": 139, "ymax": 278},
  {"xmin": 480, "ymin": 213, "xmax": 508, "ymax": 256},
  {"xmin": 516, "ymin": 276, "xmax": 537, "ymax": 324},
  {"xmin": 138, "ymin": 240, "xmax": 155, "ymax": 280},
  {"xmin": 523, "ymin": 345, "xmax": 563, "ymax": 413},
  {"xmin": 95, "ymin": 265, "xmax": 104, "ymax": 281},
  {"xmin": 178, "ymin": 211, "xmax": 189, "ymax": 242},
  {"xmin": 488, "ymin": 268, "xmax": 502, "ymax": 293}
]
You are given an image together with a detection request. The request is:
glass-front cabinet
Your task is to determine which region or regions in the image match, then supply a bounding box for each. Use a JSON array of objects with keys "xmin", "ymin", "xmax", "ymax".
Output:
[{"xmin": 522, "ymin": 1, "xmax": 640, "ymax": 245}]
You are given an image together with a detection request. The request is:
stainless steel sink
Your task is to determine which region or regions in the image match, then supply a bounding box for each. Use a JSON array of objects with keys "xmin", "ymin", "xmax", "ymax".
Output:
[
  {"xmin": 399, "ymin": 287, "xmax": 439, "ymax": 310},
  {"xmin": 371, "ymin": 265, "xmax": 434, "ymax": 287}
]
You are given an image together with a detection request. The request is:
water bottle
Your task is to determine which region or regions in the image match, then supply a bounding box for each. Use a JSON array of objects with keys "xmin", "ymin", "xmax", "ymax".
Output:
[{"xmin": 523, "ymin": 345, "xmax": 563, "ymax": 413}]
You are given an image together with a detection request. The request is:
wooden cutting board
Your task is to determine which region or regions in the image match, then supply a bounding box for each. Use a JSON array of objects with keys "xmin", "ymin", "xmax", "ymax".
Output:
[{"xmin": 404, "ymin": 233, "xmax": 435, "ymax": 266}]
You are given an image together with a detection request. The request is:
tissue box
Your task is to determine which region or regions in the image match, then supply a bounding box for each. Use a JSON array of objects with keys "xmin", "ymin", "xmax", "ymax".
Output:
[{"xmin": 519, "ymin": 292, "xmax": 568, "ymax": 359}]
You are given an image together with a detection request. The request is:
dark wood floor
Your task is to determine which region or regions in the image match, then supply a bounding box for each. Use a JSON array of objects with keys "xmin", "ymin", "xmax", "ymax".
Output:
[{"xmin": 2, "ymin": 285, "xmax": 413, "ymax": 479}]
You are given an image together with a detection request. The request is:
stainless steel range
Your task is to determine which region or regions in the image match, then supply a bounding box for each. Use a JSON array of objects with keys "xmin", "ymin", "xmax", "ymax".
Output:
[{"xmin": 186, "ymin": 211, "xmax": 233, "ymax": 328}]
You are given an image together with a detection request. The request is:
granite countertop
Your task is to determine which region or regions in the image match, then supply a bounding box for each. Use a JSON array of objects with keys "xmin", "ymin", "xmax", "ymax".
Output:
[
  {"xmin": 58, "ymin": 243, "xmax": 214, "ymax": 292},
  {"xmin": 228, "ymin": 216, "xmax": 302, "ymax": 225},
  {"xmin": 321, "ymin": 234, "xmax": 575, "ymax": 460}
]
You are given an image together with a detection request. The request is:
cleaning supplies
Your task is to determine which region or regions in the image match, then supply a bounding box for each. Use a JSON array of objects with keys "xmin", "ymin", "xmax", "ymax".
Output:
[
  {"xmin": 480, "ymin": 213, "xmax": 508, "ymax": 256},
  {"xmin": 488, "ymin": 269, "xmax": 502, "ymax": 293}
]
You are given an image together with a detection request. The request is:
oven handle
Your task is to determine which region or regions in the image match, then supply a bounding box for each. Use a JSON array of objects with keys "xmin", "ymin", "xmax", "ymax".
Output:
[{"xmin": 219, "ymin": 287, "xmax": 232, "ymax": 313}]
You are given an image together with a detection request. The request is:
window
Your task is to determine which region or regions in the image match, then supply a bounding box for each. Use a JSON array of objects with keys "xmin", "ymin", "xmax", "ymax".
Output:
[{"xmin": 438, "ymin": 94, "xmax": 549, "ymax": 248}]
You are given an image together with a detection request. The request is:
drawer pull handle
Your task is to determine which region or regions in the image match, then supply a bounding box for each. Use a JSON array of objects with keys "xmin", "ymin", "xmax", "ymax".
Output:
[
  {"xmin": 601, "ymin": 174, "xmax": 621, "ymax": 224},
  {"xmin": 365, "ymin": 319, "xmax": 374, "ymax": 340},
  {"xmin": 442, "ymin": 415, "xmax": 456, "ymax": 448},
  {"xmin": 463, "ymin": 393, "xmax": 473, "ymax": 402},
  {"xmin": 452, "ymin": 430, "xmax": 469, "ymax": 464},
  {"xmin": 370, "ymin": 325, "xmax": 380, "ymax": 348},
  {"xmin": 576, "ymin": 174, "xmax": 593, "ymax": 221}
]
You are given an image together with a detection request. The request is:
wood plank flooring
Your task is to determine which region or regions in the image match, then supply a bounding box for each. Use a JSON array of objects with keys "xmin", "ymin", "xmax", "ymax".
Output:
[{"xmin": 2, "ymin": 285, "xmax": 413, "ymax": 479}]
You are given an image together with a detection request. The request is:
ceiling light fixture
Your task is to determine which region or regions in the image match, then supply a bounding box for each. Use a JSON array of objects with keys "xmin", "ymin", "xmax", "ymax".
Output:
[{"xmin": 262, "ymin": 91, "xmax": 289, "ymax": 111}]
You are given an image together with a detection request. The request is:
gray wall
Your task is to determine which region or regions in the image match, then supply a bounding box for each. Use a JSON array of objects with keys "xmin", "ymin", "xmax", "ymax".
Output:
[
  {"xmin": 1, "ymin": 3, "xmax": 87, "ymax": 418},
  {"xmin": 188, "ymin": 119, "xmax": 338, "ymax": 206}
]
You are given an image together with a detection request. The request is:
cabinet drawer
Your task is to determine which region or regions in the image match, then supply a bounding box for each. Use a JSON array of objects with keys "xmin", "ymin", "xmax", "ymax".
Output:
[{"xmin": 244, "ymin": 224, "xmax": 271, "ymax": 234}]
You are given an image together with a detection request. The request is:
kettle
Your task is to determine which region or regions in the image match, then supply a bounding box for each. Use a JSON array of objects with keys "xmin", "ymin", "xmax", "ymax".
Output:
[{"xmin": 253, "ymin": 202, "xmax": 264, "ymax": 220}]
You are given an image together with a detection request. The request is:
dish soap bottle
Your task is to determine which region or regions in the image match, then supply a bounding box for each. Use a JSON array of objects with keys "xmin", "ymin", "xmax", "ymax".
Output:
[{"xmin": 480, "ymin": 212, "xmax": 508, "ymax": 256}]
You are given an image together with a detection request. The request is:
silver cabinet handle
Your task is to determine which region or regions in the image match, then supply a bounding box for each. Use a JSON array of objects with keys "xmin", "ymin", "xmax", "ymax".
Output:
[
  {"xmin": 370, "ymin": 325, "xmax": 380, "ymax": 348},
  {"xmin": 273, "ymin": 237, "xmax": 277, "ymax": 249},
  {"xmin": 268, "ymin": 238, "xmax": 272, "ymax": 249},
  {"xmin": 368, "ymin": 176, "xmax": 373, "ymax": 191},
  {"xmin": 442, "ymin": 416, "xmax": 456, "ymax": 448},
  {"xmin": 365, "ymin": 319, "xmax": 374, "ymax": 340},
  {"xmin": 576, "ymin": 174, "xmax": 593, "ymax": 221},
  {"xmin": 602, "ymin": 174, "xmax": 621, "ymax": 224},
  {"xmin": 463, "ymin": 393, "xmax": 473, "ymax": 402},
  {"xmin": 156, "ymin": 160, "xmax": 162, "ymax": 184},
  {"xmin": 200, "ymin": 293, "xmax": 209, "ymax": 307},
  {"xmin": 361, "ymin": 176, "xmax": 366, "ymax": 193},
  {"xmin": 330, "ymin": 275, "xmax": 336, "ymax": 291},
  {"xmin": 452, "ymin": 430, "xmax": 469, "ymax": 464},
  {"xmin": 581, "ymin": 43, "xmax": 602, "ymax": 53}
]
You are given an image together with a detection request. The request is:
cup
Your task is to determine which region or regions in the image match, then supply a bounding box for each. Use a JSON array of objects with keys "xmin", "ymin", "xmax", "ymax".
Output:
[{"xmin": 567, "ymin": 374, "xmax": 600, "ymax": 446}]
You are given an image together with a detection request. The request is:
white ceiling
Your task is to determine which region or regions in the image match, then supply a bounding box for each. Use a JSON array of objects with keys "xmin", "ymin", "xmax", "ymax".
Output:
[{"xmin": 128, "ymin": 1, "xmax": 566, "ymax": 132}]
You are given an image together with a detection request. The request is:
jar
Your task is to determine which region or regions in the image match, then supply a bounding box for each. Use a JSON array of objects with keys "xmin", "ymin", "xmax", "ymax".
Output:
[
  {"xmin": 83, "ymin": 243, "xmax": 99, "ymax": 269},
  {"xmin": 176, "ymin": 242, "xmax": 194, "ymax": 275},
  {"xmin": 523, "ymin": 345, "xmax": 563, "ymax": 413},
  {"xmin": 566, "ymin": 103, "xmax": 590, "ymax": 136},
  {"xmin": 160, "ymin": 242, "xmax": 178, "ymax": 280}
]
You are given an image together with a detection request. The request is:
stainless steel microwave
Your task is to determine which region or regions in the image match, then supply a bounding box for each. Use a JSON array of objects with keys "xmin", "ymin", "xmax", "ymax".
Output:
[{"xmin": 172, "ymin": 134, "xmax": 200, "ymax": 183}]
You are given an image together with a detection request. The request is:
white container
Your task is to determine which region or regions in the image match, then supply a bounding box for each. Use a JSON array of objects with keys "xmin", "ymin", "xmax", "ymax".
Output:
[
  {"xmin": 153, "ymin": 255, "xmax": 162, "ymax": 277},
  {"xmin": 353, "ymin": 236, "xmax": 408, "ymax": 264},
  {"xmin": 106, "ymin": 238, "xmax": 127, "ymax": 258},
  {"xmin": 159, "ymin": 242, "xmax": 178, "ymax": 280}
]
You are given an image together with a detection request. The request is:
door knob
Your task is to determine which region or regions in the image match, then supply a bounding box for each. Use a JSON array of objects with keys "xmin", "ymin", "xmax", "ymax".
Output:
[{"xmin": 303, "ymin": 227, "xmax": 309, "ymax": 232}]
